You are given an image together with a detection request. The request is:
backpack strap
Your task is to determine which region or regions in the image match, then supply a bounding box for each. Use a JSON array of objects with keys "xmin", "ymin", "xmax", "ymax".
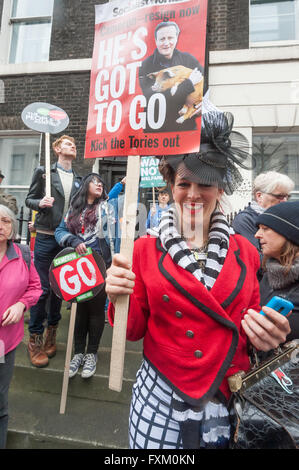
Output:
[{"xmin": 18, "ymin": 243, "xmax": 31, "ymax": 270}]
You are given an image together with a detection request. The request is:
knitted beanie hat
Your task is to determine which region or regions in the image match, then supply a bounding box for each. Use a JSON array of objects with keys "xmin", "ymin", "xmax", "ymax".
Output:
[{"xmin": 256, "ymin": 200, "xmax": 299, "ymax": 246}]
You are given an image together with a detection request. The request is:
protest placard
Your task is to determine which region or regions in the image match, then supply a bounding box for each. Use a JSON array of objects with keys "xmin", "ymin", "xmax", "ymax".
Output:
[
  {"xmin": 49, "ymin": 248, "xmax": 106, "ymax": 413},
  {"xmin": 21, "ymin": 102, "xmax": 69, "ymax": 197},
  {"xmin": 84, "ymin": 0, "xmax": 208, "ymax": 392},
  {"xmin": 84, "ymin": 0, "xmax": 208, "ymax": 158},
  {"xmin": 140, "ymin": 156, "xmax": 165, "ymax": 188}
]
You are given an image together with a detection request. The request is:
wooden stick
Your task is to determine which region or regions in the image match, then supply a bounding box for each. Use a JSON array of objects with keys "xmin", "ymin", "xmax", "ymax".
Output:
[
  {"xmin": 152, "ymin": 186, "xmax": 156, "ymax": 210},
  {"xmin": 109, "ymin": 155, "xmax": 141, "ymax": 392},
  {"xmin": 60, "ymin": 302, "xmax": 77, "ymax": 414},
  {"xmin": 45, "ymin": 132, "xmax": 51, "ymax": 198}
]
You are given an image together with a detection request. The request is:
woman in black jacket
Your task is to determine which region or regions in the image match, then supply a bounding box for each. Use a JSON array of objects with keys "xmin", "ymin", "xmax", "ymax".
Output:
[
  {"xmin": 255, "ymin": 200, "xmax": 299, "ymax": 341},
  {"xmin": 55, "ymin": 174, "xmax": 112, "ymax": 379}
]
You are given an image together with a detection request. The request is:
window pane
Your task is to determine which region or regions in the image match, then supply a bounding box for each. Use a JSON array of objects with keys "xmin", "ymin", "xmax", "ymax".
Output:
[
  {"xmin": 250, "ymin": 0, "xmax": 298, "ymax": 41},
  {"xmin": 252, "ymin": 133, "xmax": 299, "ymax": 199},
  {"xmin": 5, "ymin": 189, "xmax": 32, "ymax": 239},
  {"xmin": 12, "ymin": 0, "xmax": 54, "ymax": 18},
  {"xmin": 9, "ymin": 21, "xmax": 52, "ymax": 64},
  {"xmin": 0, "ymin": 136, "xmax": 40, "ymax": 238},
  {"xmin": 0, "ymin": 137, "xmax": 40, "ymax": 186}
]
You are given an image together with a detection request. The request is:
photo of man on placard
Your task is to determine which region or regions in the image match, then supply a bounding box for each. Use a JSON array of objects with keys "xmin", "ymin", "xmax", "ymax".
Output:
[{"xmin": 139, "ymin": 21, "xmax": 204, "ymax": 133}]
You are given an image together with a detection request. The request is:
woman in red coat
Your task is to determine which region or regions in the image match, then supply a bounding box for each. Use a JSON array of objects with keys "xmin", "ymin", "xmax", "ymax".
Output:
[{"xmin": 106, "ymin": 112, "xmax": 290, "ymax": 449}]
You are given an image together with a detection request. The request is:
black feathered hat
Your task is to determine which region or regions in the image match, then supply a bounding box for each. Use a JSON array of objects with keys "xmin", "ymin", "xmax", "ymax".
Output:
[{"xmin": 161, "ymin": 112, "xmax": 254, "ymax": 195}]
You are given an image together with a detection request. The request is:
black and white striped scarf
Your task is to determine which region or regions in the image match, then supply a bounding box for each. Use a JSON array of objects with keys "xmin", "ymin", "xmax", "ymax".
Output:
[{"xmin": 158, "ymin": 206, "xmax": 233, "ymax": 290}]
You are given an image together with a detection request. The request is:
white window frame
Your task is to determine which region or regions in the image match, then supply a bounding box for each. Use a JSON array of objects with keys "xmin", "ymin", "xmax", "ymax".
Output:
[
  {"xmin": 0, "ymin": 130, "xmax": 42, "ymax": 238},
  {"xmin": 0, "ymin": 0, "xmax": 54, "ymax": 65},
  {"xmin": 0, "ymin": 129, "xmax": 41, "ymax": 196},
  {"xmin": 252, "ymin": 129, "xmax": 299, "ymax": 198},
  {"xmin": 249, "ymin": 0, "xmax": 299, "ymax": 47}
]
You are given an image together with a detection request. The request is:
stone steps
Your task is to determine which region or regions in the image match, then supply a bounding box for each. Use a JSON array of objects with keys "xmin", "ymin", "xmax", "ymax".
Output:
[
  {"xmin": 11, "ymin": 335, "xmax": 142, "ymax": 405},
  {"xmin": 6, "ymin": 303, "xmax": 143, "ymax": 449},
  {"xmin": 7, "ymin": 389, "xmax": 130, "ymax": 449}
]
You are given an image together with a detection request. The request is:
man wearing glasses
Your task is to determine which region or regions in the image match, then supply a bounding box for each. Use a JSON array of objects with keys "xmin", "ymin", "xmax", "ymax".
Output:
[
  {"xmin": 233, "ymin": 171, "xmax": 295, "ymax": 252},
  {"xmin": 25, "ymin": 135, "xmax": 82, "ymax": 368}
]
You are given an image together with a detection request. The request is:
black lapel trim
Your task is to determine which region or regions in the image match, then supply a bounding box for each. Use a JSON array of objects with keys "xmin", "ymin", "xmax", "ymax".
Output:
[
  {"xmin": 143, "ymin": 353, "xmax": 230, "ymax": 409},
  {"xmin": 156, "ymin": 237, "xmax": 164, "ymax": 252},
  {"xmin": 158, "ymin": 250, "xmax": 239, "ymax": 407},
  {"xmin": 220, "ymin": 248, "xmax": 246, "ymax": 309}
]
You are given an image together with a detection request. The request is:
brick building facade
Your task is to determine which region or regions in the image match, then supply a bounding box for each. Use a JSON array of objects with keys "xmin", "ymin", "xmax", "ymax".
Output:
[
  {"xmin": 0, "ymin": 0, "xmax": 298, "ymax": 231},
  {"xmin": 0, "ymin": 0, "xmax": 249, "ymax": 174}
]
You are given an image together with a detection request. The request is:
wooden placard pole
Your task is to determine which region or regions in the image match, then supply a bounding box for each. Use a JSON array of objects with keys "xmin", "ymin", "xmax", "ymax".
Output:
[
  {"xmin": 45, "ymin": 132, "xmax": 51, "ymax": 198},
  {"xmin": 109, "ymin": 155, "xmax": 141, "ymax": 392},
  {"xmin": 152, "ymin": 186, "xmax": 156, "ymax": 210},
  {"xmin": 60, "ymin": 302, "xmax": 77, "ymax": 414}
]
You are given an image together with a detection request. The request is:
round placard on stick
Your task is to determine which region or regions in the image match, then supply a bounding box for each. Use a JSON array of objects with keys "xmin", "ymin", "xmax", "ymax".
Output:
[
  {"xmin": 49, "ymin": 247, "xmax": 106, "ymax": 303},
  {"xmin": 21, "ymin": 102, "xmax": 69, "ymax": 134}
]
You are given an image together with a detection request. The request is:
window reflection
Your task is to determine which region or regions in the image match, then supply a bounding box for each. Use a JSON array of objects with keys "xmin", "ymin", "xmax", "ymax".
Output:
[
  {"xmin": 253, "ymin": 133, "xmax": 299, "ymax": 199},
  {"xmin": 250, "ymin": 0, "xmax": 299, "ymax": 42},
  {"xmin": 9, "ymin": 0, "xmax": 54, "ymax": 64}
]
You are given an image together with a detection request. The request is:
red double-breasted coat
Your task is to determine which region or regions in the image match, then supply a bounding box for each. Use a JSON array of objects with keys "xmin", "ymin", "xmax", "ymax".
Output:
[{"xmin": 109, "ymin": 234, "xmax": 261, "ymax": 406}]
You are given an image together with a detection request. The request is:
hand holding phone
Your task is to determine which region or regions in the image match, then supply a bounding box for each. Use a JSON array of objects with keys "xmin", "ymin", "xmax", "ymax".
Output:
[{"xmin": 260, "ymin": 296, "xmax": 294, "ymax": 317}]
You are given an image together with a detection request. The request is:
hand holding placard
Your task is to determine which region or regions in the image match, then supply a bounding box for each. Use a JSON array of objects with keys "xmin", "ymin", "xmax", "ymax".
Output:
[{"xmin": 109, "ymin": 156, "xmax": 141, "ymax": 392}]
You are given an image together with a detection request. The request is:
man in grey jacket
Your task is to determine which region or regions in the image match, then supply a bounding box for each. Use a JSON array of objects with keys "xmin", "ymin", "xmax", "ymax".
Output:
[
  {"xmin": 25, "ymin": 135, "xmax": 81, "ymax": 367},
  {"xmin": 232, "ymin": 171, "xmax": 295, "ymax": 252}
]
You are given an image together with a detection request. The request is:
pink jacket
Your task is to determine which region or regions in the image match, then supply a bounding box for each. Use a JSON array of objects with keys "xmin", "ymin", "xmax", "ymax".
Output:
[{"xmin": 0, "ymin": 242, "xmax": 42, "ymax": 356}]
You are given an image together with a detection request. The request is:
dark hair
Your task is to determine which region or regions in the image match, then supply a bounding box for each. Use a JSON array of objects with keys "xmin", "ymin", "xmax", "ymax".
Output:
[
  {"xmin": 158, "ymin": 158, "xmax": 176, "ymax": 185},
  {"xmin": 67, "ymin": 173, "xmax": 108, "ymax": 235},
  {"xmin": 158, "ymin": 188, "xmax": 169, "ymax": 195},
  {"xmin": 154, "ymin": 21, "xmax": 180, "ymax": 39}
]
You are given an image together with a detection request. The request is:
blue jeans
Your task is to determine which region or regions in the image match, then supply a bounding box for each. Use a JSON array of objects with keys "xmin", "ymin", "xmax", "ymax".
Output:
[
  {"xmin": 0, "ymin": 348, "xmax": 16, "ymax": 449},
  {"xmin": 29, "ymin": 233, "xmax": 62, "ymax": 335}
]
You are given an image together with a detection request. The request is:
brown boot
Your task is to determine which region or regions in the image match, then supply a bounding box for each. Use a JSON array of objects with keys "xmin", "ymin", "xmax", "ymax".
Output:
[
  {"xmin": 44, "ymin": 325, "xmax": 58, "ymax": 358},
  {"xmin": 28, "ymin": 334, "xmax": 49, "ymax": 368}
]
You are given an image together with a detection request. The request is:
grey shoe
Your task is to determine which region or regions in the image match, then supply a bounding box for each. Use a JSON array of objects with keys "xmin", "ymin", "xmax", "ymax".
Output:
[
  {"xmin": 81, "ymin": 353, "xmax": 97, "ymax": 379},
  {"xmin": 69, "ymin": 353, "xmax": 84, "ymax": 378}
]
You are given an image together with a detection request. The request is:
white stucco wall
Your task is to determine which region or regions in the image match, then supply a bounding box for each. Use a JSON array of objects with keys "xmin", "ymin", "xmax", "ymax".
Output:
[{"xmin": 208, "ymin": 44, "xmax": 299, "ymax": 212}]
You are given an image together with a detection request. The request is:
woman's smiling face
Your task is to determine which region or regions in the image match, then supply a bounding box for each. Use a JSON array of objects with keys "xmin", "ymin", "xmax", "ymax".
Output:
[{"xmin": 171, "ymin": 172, "xmax": 223, "ymax": 229}]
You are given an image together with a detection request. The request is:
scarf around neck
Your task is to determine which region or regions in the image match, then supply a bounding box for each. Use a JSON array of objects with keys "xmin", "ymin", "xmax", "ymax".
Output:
[
  {"xmin": 250, "ymin": 200, "xmax": 265, "ymax": 215},
  {"xmin": 266, "ymin": 257, "xmax": 299, "ymax": 290},
  {"xmin": 158, "ymin": 206, "xmax": 233, "ymax": 290}
]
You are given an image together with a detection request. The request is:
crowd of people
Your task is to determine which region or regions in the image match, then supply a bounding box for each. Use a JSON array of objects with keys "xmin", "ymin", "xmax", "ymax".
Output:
[{"xmin": 0, "ymin": 111, "xmax": 298, "ymax": 449}]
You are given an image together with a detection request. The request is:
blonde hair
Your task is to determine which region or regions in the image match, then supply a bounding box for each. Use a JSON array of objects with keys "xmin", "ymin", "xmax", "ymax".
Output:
[{"xmin": 52, "ymin": 135, "xmax": 75, "ymax": 156}]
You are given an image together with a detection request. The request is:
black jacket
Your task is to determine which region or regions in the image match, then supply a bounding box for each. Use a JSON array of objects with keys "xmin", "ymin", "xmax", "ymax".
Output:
[
  {"xmin": 232, "ymin": 204, "xmax": 260, "ymax": 251},
  {"xmin": 260, "ymin": 267, "xmax": 299, "ymax": 342},
  {"xmin": 25, "ymin": 163, "xmax": 81, "ymax": 232},
  {"xmin": 139, "ymin": 48, "xmax": 203, "ymax": 132}
]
